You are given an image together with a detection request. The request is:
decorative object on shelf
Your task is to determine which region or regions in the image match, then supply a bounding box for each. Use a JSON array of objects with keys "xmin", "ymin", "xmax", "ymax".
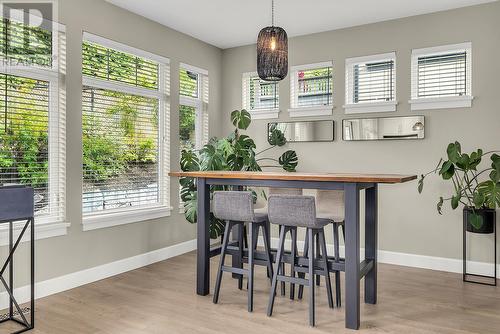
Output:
[
  {"xmin": 342, "ymin": 116, "xmax": 425, "ymax": 141},
  {"xmin": 268, "ymin": 121, "xmax": 334, "ymax": 143},
  {"xmin": 0, "ymin": 185, "xmax": 35, "ymax": 332},
  {"xmin": 179, "ymin": 109, "xmax": 298, "ymax": 238},
  {"xmin": 418, "ymin": 142, "xmax": 499, "ymax": 285},
  {"xmin": 257, "ymin": 0, "xmax": 288, "ymax": 81}
]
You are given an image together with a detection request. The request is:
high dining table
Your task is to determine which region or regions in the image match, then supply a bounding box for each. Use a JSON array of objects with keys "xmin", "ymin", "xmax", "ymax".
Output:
[{"xmin": 169, "ymin": 171, "xmax": 416, "ymax": 330}]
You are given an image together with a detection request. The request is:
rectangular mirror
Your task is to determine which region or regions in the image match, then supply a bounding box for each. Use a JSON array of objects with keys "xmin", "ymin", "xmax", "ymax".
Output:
[
  {"xmin": 268, "ymin": 120, "xmax": 334, "ymax": 143},
  {"xmin": 342, "ymin": 116, "xmax": 425, "ymax": 141}
]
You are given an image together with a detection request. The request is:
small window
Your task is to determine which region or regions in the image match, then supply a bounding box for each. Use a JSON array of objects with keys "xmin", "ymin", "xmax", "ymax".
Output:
[
  {"xmin": 289, "ymin": 62, "xmax": 333, "ymax": 117},
  {"xmin": 242, "ymin": 72, "xmax": 279, "ymax": 119},
  {"xmin": 344, "ymin": 52, "xmax": 396, "ymax": 114},
  {"xmin": 180, "ymin": 69, "xmax": 199, "ymax": 98},
  {"xmin": 410, "ymin": 42, "xmax": 472, "ymax": 110}
]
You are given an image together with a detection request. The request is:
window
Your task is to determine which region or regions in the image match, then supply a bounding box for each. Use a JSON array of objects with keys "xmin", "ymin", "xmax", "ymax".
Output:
[
  {"xmin": 179, "ymin": 64, "xmax": 209, "ymax": 152},
  {"xmin": 289, "ymin": 62, "xmax": 333, "ymax": 117},
  {"xmin": 81, "ymin": 32, "xmax": 170, "ymax": 230},
  {"xmin": 410, "ymin": 42, "xmax": 472, "ymax": 110},
  {"xmin": 178, "ymin": 64, "xmax": 209, "ymax": 212},
  {"xmin": 0, "ymin": 16, "xmax": 66, "ymax": 235},
  {"xmin": 345, "ymin": 52, "xmax": 396, "ymax": 114},
  {"xmin": 242, "ymin": 72, "xmax": 279, "ymax": 119}
]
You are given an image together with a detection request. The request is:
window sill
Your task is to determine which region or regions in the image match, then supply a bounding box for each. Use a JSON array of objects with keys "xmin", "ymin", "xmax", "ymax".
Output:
[
  {"xmin": 344, "ymin": 101, "xmax": 397, "ymax": 114},
  {"xmin": 409, "ymin": 96, "xmax": 473, "ymax": 110},
  {"xmin": 288, "ymin": 106, "xmax": 333, "ymax": 118},
  {"xmin": 0, "ymin": 220, "xmax": 69, "ymax": 246},
  {"xmin": 248, "ymin": 109, "xmax": 280, "ymax": 120},
  {"xmin": 82, "ymin": 206, "xmax": 172, "ymax": 231}
]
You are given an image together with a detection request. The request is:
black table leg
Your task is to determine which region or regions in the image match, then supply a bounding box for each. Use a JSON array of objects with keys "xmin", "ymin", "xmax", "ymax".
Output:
[
  {"xmin": 365, "ymin": 184, "xmax": 378, "ymax": 304},
  {"xmin": 344, "ymin": 182, "xmax": 360, "ymax": 330},
  {"xmin": 196, "ymin": 177, "xmax": 210, "ymax": 296}
]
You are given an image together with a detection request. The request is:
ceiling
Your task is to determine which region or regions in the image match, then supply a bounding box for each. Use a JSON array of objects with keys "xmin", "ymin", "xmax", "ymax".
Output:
[{"xmin": 105, "ymin": 0, "xmax": 495, "ymax": 49}]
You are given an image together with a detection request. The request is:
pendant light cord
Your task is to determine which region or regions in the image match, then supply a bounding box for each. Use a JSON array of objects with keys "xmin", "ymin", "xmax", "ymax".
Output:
[{"xmin": 272, "ymin": 0, "xmax": 275, "ymax": 26}]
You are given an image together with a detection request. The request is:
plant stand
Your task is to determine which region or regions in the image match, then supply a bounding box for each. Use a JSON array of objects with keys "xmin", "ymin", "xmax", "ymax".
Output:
[
  {"xmin": 0, "ymin": 186, "xmax": 35, "ymax": 333},
  {"xmin": 463, "ymin": 209, "xmax": 497, "ymax": 286}
]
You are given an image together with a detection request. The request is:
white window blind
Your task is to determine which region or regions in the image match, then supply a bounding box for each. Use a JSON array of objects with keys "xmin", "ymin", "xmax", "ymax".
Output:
[
  {"xmin": 345, "ymin": 53, "xmax": 396, "ymax": 114},
  {"xmin": 0, "ymin": 17, "xmax": 66, "ymax": 225},
  {"xmin": 82, "ymin": 33, "xmax": 170, "ymax": 220},
  {"xmin": 242, "ymin": 72, "xmax": 279, "ymax": 119},
  {"xmin": 410, "ymin": 43, "xmax": 472, "ymax": 110}
]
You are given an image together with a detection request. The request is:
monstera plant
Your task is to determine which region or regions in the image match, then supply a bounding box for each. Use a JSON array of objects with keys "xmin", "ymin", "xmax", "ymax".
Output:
[
  {"xmin": 418, "ymin": 141, "xmax": 499, "ymax": 232},
  {"xmin": 180, "ymin": 109, "xmax": 298, "ymax": 238}
]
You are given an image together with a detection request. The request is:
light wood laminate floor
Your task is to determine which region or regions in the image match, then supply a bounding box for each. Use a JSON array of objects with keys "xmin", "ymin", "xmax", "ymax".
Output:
[{"xmin": 2, "ymin": 251, "xmax": 500, "ymax": 333}]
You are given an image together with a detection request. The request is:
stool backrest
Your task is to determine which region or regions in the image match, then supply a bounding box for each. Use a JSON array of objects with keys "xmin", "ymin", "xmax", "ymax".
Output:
[
  {"xmin": 268, "ymin": 195, "xmax": 317, "ymax": 227},
  {"xmin": 268, "ymin": 187, "xmax": 302, "ymax": 196},
  {"xmin": 315, "ymin": 190, "xmax": 344, "ymax": 217},
  {"xmin": 213, "ymin": 191, "xmax": 255, "ymax": 222}
]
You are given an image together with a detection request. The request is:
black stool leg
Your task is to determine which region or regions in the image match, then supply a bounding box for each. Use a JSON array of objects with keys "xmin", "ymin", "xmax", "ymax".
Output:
[
  {"xmin": 298, "ymin": 231, "xmax": 309, "ymax": 300},
  {"xmin": 333, "ymin": 223, "xmax": 341, "ymax": 307},
  {"xmin": 279, "ymin": 225, "xmax": 286, "ymax": 296},
  {"xmin": 290, "ymin": 227, "xmax": 297, "ymax": 300},
  {"xmin": 308, "ymin": 228, "xmax": 316, "ymax": 327},
  {"xmin": 237, "ymin": 224, "xmax": 244, "ymax": 290},
  {"xmin": 315, "ymin": 232, "xmax": 321, "ymax": 286},
  {"xmin": 267, "ymin": 226, "xmax": 287, "ymax": 317},
  {"xmin": 248, "ymin": 222, "xmax": 255, "ymax": 312},
  {"xmin": 213, "ymin": 221, "xmax": 233, "ymax": 304},
  {"xmin": 320, "ymin": 229, "xmax": 334, "ymax": 308},
  {"xmin": 262, "ymin": 223, "xmax": 274, "ymax": 282}
]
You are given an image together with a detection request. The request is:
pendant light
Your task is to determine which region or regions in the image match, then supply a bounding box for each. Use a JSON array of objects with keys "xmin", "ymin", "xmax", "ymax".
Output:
[{"xmin": 257, "ymin": 0, "xmax": 288, "ymax": 81}]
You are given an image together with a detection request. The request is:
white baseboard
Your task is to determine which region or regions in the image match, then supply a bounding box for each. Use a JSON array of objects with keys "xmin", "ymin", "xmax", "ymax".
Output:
[
  {"xmin": 0, "ymin": 238, "xmax": 197, "ymax": 310},
  {"xmin": 258, "ymin": 237, "xmax": 500, "ymax": 278}
]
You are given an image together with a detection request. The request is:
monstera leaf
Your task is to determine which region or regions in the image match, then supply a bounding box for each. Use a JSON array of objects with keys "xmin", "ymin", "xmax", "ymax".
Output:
[
  {"xmin": 200, "ymin": 144, "xmax": 225, "ymax": 170},
  {"xmin": 477, "ymin": 180, "xmax": 500, "ymax": 209},
  {"xmin": 279, "ymin": 150, "xmax": 298, "ymax": 172},
  {"xmin": 180, "ymin": 149, "xmax": 200, "ymax": 172},
  {"xmin": 231, "ymin": 109, "xmax": 251, "ymax": 130},
  {"xmin": 268, "ymin": 124, "xmax": 286, "ymax": 146}
]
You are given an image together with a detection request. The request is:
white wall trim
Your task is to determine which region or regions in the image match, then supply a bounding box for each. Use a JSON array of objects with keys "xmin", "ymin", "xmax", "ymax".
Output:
[
  {"xmin": 248, "ymin": 109, "xmax": 280, "ymax": 120},
  {"xmin": 258, "ymin": 237, "xmax": 499, "ymax": 278},
  {"xmin": 344, "ymin": 101, "xmax": 398, "ymax": 114},
  {"xmin": 0, "ymin": 239, "xmax": 197, "ymax": 309},
  {"xmin": 409, "ymin": 96, "xmax": 473, "ymax": 110},
  {"xmin": 288, "ymin": 106, "xmax": 333, "ymax": 118}
]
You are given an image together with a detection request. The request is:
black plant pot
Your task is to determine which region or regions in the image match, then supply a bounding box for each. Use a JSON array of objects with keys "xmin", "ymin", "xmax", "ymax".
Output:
[{"xmin": 464, "ymin": 207, "xmax": 495, "ymax": 234}]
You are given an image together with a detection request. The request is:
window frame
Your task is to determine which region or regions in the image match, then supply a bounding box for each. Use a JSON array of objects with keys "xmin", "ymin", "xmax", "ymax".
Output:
[
  {"xmin": 81, "ymin": 32, "xmax": 171, "ymax": 231},
  {"xmin": 178, "ymin": 63, "xmax": 209, "ymax": 213},
  {"xmin": 242, "ymin": 71, "xmax": 279, "ymax": 120},
  {"xmin": 409, "ymin": 42, "xmax": 472, "ymax": 110},
  {"xmin": 344, "ymin": 52, "xmax": 397, "ymax": 114},
  {"xmin": 0, "ymin": 21, "xmax": 68, "ymax": 244},
  {"xmin": 289, "ymin": 61, "xmax": 334, "ymax": 118}
]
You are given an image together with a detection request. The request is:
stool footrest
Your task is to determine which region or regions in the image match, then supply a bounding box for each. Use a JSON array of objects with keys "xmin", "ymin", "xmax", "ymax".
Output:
[
  {"xmin": 276, "ymin": 275, "xmax": 309, "ymax": 286},
  {"xmin": 221, "ymin": 266, "xmax": 247, "ymax": 276}
]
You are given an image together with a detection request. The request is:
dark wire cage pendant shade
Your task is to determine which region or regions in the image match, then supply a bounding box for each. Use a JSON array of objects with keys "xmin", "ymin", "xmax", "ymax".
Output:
[{"xmin": 257, "ymin": 26, "xmax": 288, "ymax": 81}]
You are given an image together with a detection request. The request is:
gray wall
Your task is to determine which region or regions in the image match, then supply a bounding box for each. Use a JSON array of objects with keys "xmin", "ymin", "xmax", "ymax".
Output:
[
  {"xmin": 221, "ymin": 2, "xmax": 500, "ymax": 262},
  {"xmin": 7, "ymin": 0, "xmax": 223, "ymax": 285}
]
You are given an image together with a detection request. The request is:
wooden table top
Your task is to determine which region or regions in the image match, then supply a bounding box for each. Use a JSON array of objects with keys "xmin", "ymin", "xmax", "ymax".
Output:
[{"xmin": 169, "ymin": 171, "xmax": 417, "ymax": 184}]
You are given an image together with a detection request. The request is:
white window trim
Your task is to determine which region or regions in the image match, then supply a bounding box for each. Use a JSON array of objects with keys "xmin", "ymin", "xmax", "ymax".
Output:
[
  {"xmin": 409, "ymin": 42, "xmax": 472, "ymax": 110},
  {"xmin": 242, "ymin": 71, "xmax": 280, "ymax": 120},
  {"xmin": 289, "ymin": 61, "xmax": 333, "ymax": 117},
  {"xmin": 178, "ymin": 63, "xmax": 209, "ymax": 213},
  {"xmin": 344, "ymin": 52, "xmax": 397, "ymax": 114},
  {"xmin": 0, "ymin": 25, "xmax": 68, "ymax": 242},
  {"xmin": 81, "ymin": 33, "xmax": 171, "ymax": 230},
  {"xmin": 83, "ymin": 206, "xmax": 171, "ymax": 231}
]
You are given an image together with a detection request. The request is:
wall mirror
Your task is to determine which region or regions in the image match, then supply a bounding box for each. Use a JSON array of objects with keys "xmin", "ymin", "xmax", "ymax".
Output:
[
  {"xmin": 342, "ymin": 116, "xmax": 425, "ymax": 141},
  {"xmin": 268, "ymin": 120, "xmax": 335, "ymax": 143}
]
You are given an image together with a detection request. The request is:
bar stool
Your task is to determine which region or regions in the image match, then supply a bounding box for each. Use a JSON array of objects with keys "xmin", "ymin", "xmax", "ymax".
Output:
[
  {"xmin": 255, "ymin": 187, "xmax": 303, "ymax": 297},
  {"xmin": 212, "ymin": 191, "xmax": 274, "ymax": 312},
  {"xmin": 299, "ymin": 189, "xmax": 345, "ymax": 306},
  {"xmin": 267, "ymin": 195, "xmax": 333, "ymax": 327}
]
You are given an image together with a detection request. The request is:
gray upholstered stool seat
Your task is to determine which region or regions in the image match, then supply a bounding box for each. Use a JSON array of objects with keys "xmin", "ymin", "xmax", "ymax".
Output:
[
  {"xmin": 212, "ymin": 191, "xmax": 274, "ymax": 313},
  {"xmin": 266, "ymin": 194, "xmax": 334, "ymax": 327}
]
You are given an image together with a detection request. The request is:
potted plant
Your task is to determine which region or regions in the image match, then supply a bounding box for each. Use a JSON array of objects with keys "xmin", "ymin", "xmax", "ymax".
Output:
[
  {"xmin": 418, "ymin": 142, "xmax": 499, "ymax": 233},
  {"xmin": 179, "ymin": 109, "xmax": 298, "ymax": 238}
]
